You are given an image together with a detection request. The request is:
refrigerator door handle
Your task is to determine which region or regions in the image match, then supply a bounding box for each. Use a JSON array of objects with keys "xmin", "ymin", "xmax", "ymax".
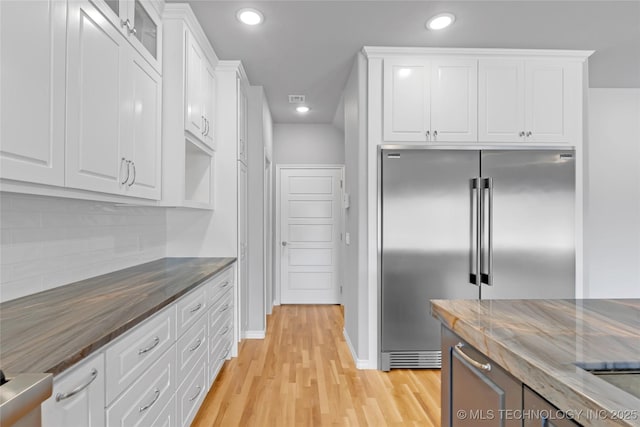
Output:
[
  {"xmin": 469, "ymin": 178, "xmax": 481, "ymax": 286},
  {"xmin": 480, "ymin": 178, "xmax": 494, "ymax": 286}
]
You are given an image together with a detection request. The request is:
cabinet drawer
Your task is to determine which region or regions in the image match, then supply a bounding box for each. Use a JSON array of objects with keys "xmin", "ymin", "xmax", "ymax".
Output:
[
  {"xmin": 148, "ymin": 393, "xmax": 177, "ymax": 427},
  {"xmin": 106, "ymin": 346, "xmax": 176, "ymax": 427},
  {"xmin": 105, "ymin": 305, "xmax": 176, "ymax": 404},
  {"xmin": 207, "ymin": 267, "xmax": 234, "ymax": 306},
  {"xmin": 208, "ymin": 291, "xmax": 232, "ymax": 336},
  {"xmin": 176, "ymin": 312, "xmax": 208, "ymax": 385},
  {"xmin": 208, "ymin": 333, "xmax": 232, "ymax": 387},
  {"xmin": 177, "ymin": 355, "xmax": 207, "ymax": 427},
  {"xmin": 523, "ymin": 386, "xmax": 580, "ymax": 427},
  {"xmin": 176, "ymin": 286, "xmax": 207, "ymax": 337},
  {"xmin": 42, "ymin": 352, "xmax": 105, "ymax": 427}
]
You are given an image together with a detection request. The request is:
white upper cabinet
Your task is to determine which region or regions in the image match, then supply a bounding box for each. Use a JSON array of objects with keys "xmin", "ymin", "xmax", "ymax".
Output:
[
  {"xmin": 383, "ymin": 58, "xmax": 477, "ymax": 142},
  {"xmin": 0, "ymin": 0, "xmax": 66, "ymax": 185},
  {"xmin": 90, "ymin": 0, "xmax": 162, "ymax": 73},
  {"xmin": 479, "ymin": 59, "xmax": 578, "ymax": 143},
  {"xmin": 185, "ymin": 31, "xmax": 216, "ymax": 150},
  {"xmin": 66, "ymin": 0, "xmax": 161, "ymax": 200},
  {"xmin": 430, "ymin": 59, "xmax": 478, "ymax": 142}
]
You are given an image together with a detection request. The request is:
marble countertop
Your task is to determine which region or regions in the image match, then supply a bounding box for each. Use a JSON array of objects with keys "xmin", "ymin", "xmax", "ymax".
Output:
[
  {"xmin": 0, "ymin": 257, "xmax": 235, "ymax": 376},
  {"xmin": 431, "ymin": 299, "xmax": 640, "ymax": 427}
]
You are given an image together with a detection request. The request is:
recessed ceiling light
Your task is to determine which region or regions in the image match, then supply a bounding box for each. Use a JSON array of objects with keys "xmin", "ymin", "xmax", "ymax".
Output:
[
  {"xmin": 237, "ymin": 8, "xmax": 264, "ymax": 26},
  {"xmin": 426, "ymin": 13, "xmax": 455, "ymax": 31},
  {"xmin": 296, "ymin": 106, "xmax": 310, "ymax": 113}
]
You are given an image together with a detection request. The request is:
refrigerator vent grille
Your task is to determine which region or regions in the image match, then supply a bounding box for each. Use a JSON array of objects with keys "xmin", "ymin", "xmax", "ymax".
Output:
[{"xmin": 389, "ymin": 351, "xmax": 441, "ymax": 369}]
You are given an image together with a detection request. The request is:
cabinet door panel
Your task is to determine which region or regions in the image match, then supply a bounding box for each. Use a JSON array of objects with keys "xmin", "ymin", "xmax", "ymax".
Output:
[
  {"xmin": 185, "ymin": 32, "xmax": 204, "ymax": 142},
  {"xmin": 42, "ymin": 352, "xmax": 105, "ymax": 427},
  {"xmin": 66, "ymin": 0, "xmax": 126, "ymax": 194},
  {"xmin": 383, "ymin": 59, "xmax": 430, "ymax": 142},
  {"xmin": 0, "ymin": 0, "xmax": 66, "ymax": 185},
  {"xmin": 128, "ymin": 53, "xmax": 161, "ymax": 199},
  {"xmin": 431, "ymin": 59, "xmax": 478, "ymax": 142},
  {"xmin": 523, "ymin": 386, "xmax": 579, "ymax": 427},
  {"xmin": 202, "ymin": 63, "xmax": 216, "ymax": 150},
  {"xmin": 479, "ymin": 59, "xmax": 525, "ymax": 142},
  {"xmin": 525, "ymin": 61, "xmax": 572, "ymax": 143}
]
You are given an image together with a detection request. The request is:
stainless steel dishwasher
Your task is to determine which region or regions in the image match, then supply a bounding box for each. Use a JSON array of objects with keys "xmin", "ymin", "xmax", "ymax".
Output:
[{"xmin": 0, "ymin": 371, "xmax": 52, "ymax": 427}]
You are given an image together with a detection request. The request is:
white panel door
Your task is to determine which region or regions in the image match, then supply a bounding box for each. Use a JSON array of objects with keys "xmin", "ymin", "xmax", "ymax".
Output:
[
  {"xmin": 185, "ymin": 31, "xmax": 204, "ymax": 142},
  {"xmin": 238, "ymin": 162, "xmax": 248, "ymax": 333},
  {"xmin": 66, "ymin": 0, "xmax": 128, "ymax": 194},
  {"xmin": 430, "ymin": 59, "xmax": 478, "ymax": 142},
  {"xmin": 478, "ymin": 59, "xmax": 525, "ymax": 142},
  {"xmin": 127, "ymin": 52, "xmax": 161, "ymax": 200},
  {"xmin": 525, "ymin": 61, "xmax": 572, "ymax": 143},
  {"xmin": 383, "ymin": 58, "xmax": 430, "ymax": 142},
  {"xmin": 42, "ymin": 352, "xmax": 105, "ymax": 427},
  {"xmin": 202, "ymin": 62, "xmax": 216, "ymax": 150},
  {"xmin": 0, "ymin": 0, "xmax": 66, "ymax": 185},
  {"xmin": 280, "ymin": 168, "xmax": 342, "ymax": 304}
]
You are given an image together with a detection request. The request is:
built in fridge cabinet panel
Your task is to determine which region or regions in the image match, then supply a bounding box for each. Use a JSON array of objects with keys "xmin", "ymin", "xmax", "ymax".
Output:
[
  {"xmin": 382, "ymin": 58, "xmax": 431, "ymax": 142},
  {"xmin": 0, "ymin": 0, "xmax": 66, "ymax": 186},
  {"xmin": 42, "ymin": 352, "xmax": 106, "ymax": 427}
]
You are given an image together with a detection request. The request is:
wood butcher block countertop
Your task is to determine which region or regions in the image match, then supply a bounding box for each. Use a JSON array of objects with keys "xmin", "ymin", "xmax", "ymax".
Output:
[
  {"xmin": 431, "ymin": 299, "xmax": 640, "ymax": 427},
  {"xmin": 0, "ymin": 257, "xmax": 235, "ymax": 376}
]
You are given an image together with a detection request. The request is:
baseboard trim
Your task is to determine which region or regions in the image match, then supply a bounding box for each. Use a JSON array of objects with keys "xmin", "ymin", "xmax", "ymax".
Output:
[
  {"xmin": 343, "ymin": 328, "xmax": 372, "ymax": 370},
  {"xmin": 242, "ymin": 330, "xmax": 266, "ymax": 339}
]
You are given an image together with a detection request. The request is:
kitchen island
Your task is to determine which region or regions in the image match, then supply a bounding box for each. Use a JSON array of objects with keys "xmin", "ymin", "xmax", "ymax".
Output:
[{"xmin": 431, "ymin": 299, "xmax": 640, "ymax": 427}]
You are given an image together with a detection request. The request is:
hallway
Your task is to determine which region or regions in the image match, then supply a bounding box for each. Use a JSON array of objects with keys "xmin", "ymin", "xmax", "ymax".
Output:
[{"xmin": 192, "ymin": 305, "xmax": 441, "ymax": 426}]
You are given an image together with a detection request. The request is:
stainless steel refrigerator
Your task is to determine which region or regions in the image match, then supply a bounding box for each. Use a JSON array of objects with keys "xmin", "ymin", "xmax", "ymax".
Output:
[{"xmin": 380, "ymin": 147, "xmax": 575, "ymax": 370}]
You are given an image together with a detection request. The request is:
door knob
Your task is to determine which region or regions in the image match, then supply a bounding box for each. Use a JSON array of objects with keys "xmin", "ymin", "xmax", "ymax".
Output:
[{"xmin": 281, "ymin": 241, "xmax": 287, "ymax": 247}]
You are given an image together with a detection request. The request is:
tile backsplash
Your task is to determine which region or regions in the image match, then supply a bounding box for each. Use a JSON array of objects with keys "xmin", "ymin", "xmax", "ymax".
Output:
[{"xmin": 0, "ymin": 193, "xmax": 166, "ymax": 302}]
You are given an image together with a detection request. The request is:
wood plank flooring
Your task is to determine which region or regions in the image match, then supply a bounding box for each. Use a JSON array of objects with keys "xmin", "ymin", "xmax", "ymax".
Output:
[{"xmin": 192, "ymin": 305, "xmax": 441, "ymax": 426}]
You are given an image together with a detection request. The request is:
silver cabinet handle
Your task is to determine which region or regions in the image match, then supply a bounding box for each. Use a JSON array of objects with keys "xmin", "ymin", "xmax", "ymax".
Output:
[
  {"xmin": 139, "ymin": 388, "xmax": 160, "ymax": 412},
  {"xmin": 190, "ymin": 303, "xmax": 202, "ymax": 313},
  {"xmin": 519, "ymin": 131, "xmax": 525, "ymax": 137},
  {"xmin": 219, "ymin": 325, "xmax": 230, "ymax": 336},
  {"xmin": 454, "ymin": 343, "xmax": 491, "ymax": 372},
  {"xmin": 469, "ymin": 178, "xmax": 481, "ymax": 286},
  {"xmin": 425, "ymin": 130, "xmax": 430, "ymax": 139},
  {"xmin": 281, "ymin": 241, "xmax": 287, "ymax": 247},
  {"xmin": 526, "ymin": 131, "xmax": 532, "ymax": 137},
  {"xmin": 120, "ymin": 157, "xmax": 130, "ymax": 185},
  {"xmin": 220, "ymin": 281, "xmax": 230, "ymax": 289},
  {"xmin": 129, "ymin": 26, "xmax": 137, "ymax": 36},
  {"xmin": 138, "ymin": 336, "xmax": 160, "ymax": 355},
  {"xmin": 189, "ymin": 338, "xmax": 202, "ymax": 352},
  {"xmin": 127, "ymin": 161, "xmax": 136, "ymax": 187},
  {"xmin": 219, "ymin": 303, "xmax": 230, "ymax": 313},
  {"xmin": 188, "ymin": 386, "xmax": 202, "ymax": 402},
  {"xmin": 120, "ymin": 18, "xmax": 130, "ymax": 29},
  {"xmin": 55, "ymin": 368, "xmax": 98, "ymax": 402},
  {"xmin": 433, "ymin": 130, "xmax": 438, "ymax": 138},
  {"xmin": 202, "ymin": 116, "xmax": 206, "ymax": 135}
]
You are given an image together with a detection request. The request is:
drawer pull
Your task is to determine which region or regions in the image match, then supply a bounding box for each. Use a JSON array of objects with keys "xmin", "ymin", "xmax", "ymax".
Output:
[
  {"xmin": 190, "ymin": 303, "xmax": 203, "ymax": 313},
  {"xmin": 454, "ymin": 342, "xmax": 491, "ymax": 372},
  {"xmin": 188, "ymin": 386, "xmax": 202, "ymax": 402},
  {"xmin": 220, "ymin": 281, "xmax": 230, "ymax": 288},
  {"xmin": 139, "ymin": 388, "xmax": 160, "ymax": 412},
  {"xmin": 189, "ymin": 338, "xmax": 203, "ymax": 352},
  {"xmin": 220, "ymin": 345, "xmax": 231, "ymax": 360},
  {"xmin": 55, "ymin": 368, "xmax": 98, "ymax": 402},
  {"xmin": 219, "ymin": 325, "xmax": 230, "ymax": 336},
  {"xmin": 219, "ymin": 303, "xmax": 230, "ymax": 313},
  {"xmin": 138, "ymin": 336, "xmax": 160, "ymax": 355}
]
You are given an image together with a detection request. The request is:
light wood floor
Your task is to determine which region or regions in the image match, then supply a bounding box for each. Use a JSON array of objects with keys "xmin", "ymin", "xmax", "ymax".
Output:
[{"xmin": 192, "ymin": 305, "xmax": 441, "ymax": 426}]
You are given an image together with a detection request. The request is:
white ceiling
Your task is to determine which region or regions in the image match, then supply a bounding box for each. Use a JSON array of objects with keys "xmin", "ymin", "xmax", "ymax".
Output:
[{"xmin": 176, "ymin": 1, "xmax": 640, "ymax": 124}]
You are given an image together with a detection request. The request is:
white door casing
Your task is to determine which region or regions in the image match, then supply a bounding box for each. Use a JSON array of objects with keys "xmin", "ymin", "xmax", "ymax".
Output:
[{"xmin": 277, "ymin": 166, "xmax": 343, "ymax": 304}]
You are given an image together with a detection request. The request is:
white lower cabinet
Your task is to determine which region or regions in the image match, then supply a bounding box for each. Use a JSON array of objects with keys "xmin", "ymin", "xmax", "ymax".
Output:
[
  {"xmin": 177, "ymin": 355, "xmax": 208, "ymax": 426},
  {"xmin": 106, "ymin": 346, "xmax": 176, "ymax": 426},
  {"xmin": 42, "ymin": 265, "xmax": 235, "ymax": 427},
  {"xmin": 42, "ymin": 352, "xmax": 105, "ymax": 427}
]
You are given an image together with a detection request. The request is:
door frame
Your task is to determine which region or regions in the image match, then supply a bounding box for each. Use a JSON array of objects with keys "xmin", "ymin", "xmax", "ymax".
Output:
[{"xmin": 274, "ymin": 164, "xmax": 345, "ymax": 306}]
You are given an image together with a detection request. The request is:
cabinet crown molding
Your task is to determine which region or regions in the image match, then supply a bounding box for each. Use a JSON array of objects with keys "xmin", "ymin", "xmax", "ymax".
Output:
[
  {"xmin": 216, "ymin": 60, "xmax": 249, "ymax": 85},
  {"xmin": 362, "ymin": 46, "xmax": 594, "ymax": 61}
]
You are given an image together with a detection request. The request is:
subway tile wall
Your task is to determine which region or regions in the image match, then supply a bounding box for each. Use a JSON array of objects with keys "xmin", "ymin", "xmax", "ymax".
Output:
[{"xmin": 0, "ymin": 193, "xmax": 166, "ymax": 302}]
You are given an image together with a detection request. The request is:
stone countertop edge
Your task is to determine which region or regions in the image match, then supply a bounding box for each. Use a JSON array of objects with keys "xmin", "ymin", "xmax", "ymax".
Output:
[
  {"xmin": 0, "ymin": 257, "xmax": 236, "ymax": 377},
  {"xmin": 430, "ymin": 299, "xmax": 640, "ymax": 427}
]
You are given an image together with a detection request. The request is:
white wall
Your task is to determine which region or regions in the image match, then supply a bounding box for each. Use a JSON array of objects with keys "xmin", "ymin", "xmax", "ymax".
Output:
[
  {"xmin": 585, "ymin": 89, "xmax": 640, "ymax": 298},
  {"xmin": 342, "ymin": 53, "xmax": 370, "ymax": 368},
  {"xmin": 273, "ymin": 124, "xmax": 345, "ymax": 165},
  {"xmin": 0, "ymin": 193, "xmax": 166, "ymax": 302}
]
